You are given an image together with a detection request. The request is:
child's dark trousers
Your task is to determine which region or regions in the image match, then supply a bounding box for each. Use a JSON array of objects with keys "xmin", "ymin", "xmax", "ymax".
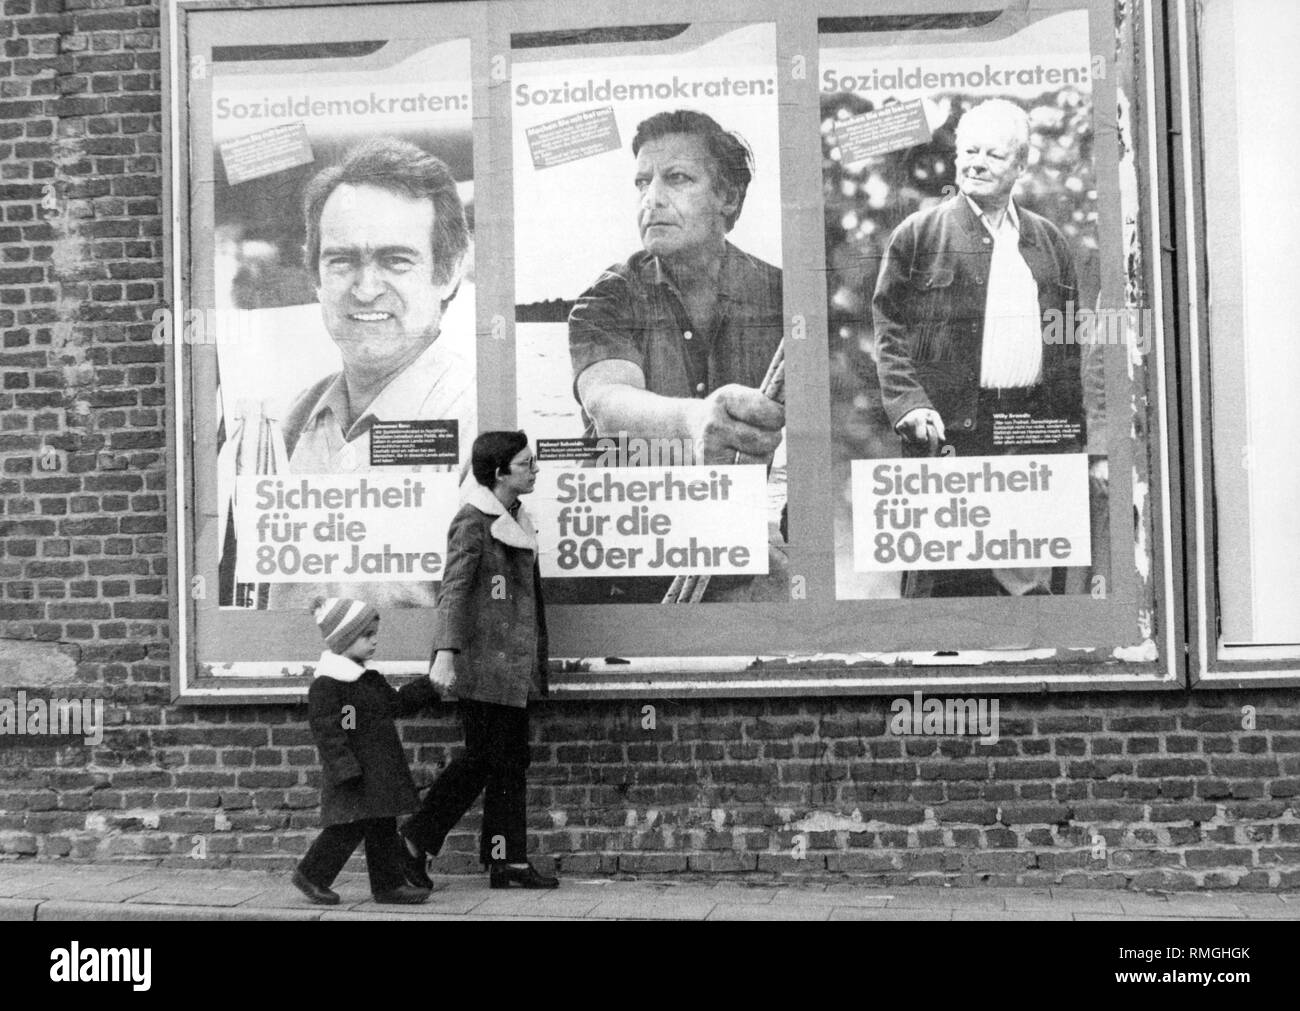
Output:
[{"xmin": 298, "ymin": 816, "xmax": 406, "ymax": 893}]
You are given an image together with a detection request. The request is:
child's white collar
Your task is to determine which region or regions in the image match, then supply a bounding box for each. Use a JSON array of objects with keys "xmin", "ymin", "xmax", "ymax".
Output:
[
  {"xmin": 314, "ymin": 650, "xmax": 365, "ymax": 682},
  {"xmin": 462, "ymin": 483, "xmax": 538, "ymax": 552}
]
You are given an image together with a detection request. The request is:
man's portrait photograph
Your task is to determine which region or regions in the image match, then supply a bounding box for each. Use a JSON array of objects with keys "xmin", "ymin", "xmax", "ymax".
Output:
[
  {"xmin": 510, "ymin": 22, "xmax": 789, "ymax": 603},
  {"xmin": 820, "ymin": 9, "xmax": 1109, "ymax": 600},
  {"xmin": 208, "ymin": 38, "xmax": 476, "ymax": 609}
]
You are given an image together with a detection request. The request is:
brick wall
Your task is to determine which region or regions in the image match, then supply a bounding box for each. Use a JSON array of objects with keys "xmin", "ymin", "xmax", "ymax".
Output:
[
  {"xmin": 1, "ymin": 0, "xmax": 1298, "ymax": 890},
  {"xmin": 2, "ymin": 693, "xmax": 1300, "ymax": 888}
]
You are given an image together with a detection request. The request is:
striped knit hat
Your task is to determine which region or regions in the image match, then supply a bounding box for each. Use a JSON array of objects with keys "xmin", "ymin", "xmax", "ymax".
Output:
[{"xmin": 311, "ymin": 596, "xmax": 379, "ymax": 653}]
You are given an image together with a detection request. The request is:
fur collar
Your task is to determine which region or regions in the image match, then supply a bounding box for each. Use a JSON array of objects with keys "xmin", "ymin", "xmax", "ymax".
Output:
[
  {"xmin": 314, "ymin": 650, "xmax": 365, "ymax": 682},
  {"xmin": 463, "ymin": 483, "xmax": 538, "ymax": 552}
]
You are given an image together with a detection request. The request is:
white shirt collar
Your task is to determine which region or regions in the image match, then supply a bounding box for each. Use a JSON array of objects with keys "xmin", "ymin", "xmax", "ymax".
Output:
[
  {"xmin": 303, "ymin": 337, "xmax": 466, "ymax": 442},
  {"xmin": 966, "ymin": 195, "xmax": 1020, "ymax": 235}
]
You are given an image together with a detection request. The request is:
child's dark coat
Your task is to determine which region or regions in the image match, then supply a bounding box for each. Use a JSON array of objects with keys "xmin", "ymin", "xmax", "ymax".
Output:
[{"xmin": 307, "ymin": 661, "xmax": 438, "ymax": 827}]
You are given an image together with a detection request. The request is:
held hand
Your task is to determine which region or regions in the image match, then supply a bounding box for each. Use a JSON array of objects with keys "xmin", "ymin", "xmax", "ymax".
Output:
[
  {"xmin": 428, "ymin": 650, "xmax": 456, "ymax": 690},
  {"xmin": 895, "ymin": 407, "xmax": 945, "ymax": 448},
  {"xmin": 688, "ymin": 384, "xmax": 785, "ymax": 463}
]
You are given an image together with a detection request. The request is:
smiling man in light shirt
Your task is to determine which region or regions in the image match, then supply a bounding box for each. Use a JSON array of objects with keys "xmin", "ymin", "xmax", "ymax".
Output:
[
  {"xmin": 269, "ymin": 137, "xmax": 475, "ymax": 608},
  {"xmin": 872, "ymin": 99, "xmax": 1084, "ymax": 597}
]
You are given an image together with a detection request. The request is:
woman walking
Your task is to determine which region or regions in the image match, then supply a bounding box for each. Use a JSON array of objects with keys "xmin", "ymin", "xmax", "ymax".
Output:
[{"xmin": 400, "ymin": 430, "xmax": 558, "ymax": 889}]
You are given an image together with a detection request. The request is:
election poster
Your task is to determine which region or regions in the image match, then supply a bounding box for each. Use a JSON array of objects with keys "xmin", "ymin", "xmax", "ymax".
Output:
[
  {"xmin": 206, "ymin": 35, "xmax": 477, "ymax": 610},
  {"xmin": 511, "ymin": 21, "xmax": 789, "ymax": 603},
  {"xmin": 820, "ymin": 7, "xmax": 1113, "ymax": 599}
]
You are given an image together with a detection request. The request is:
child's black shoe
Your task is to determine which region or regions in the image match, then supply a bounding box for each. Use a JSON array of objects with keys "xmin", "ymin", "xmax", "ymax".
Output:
[
  {"xmin": 292, "ymin": 868, "xmax": 340, "ymax": 905},
  {"xmin": 398, "ymin": 830, "xmax": 434, "ymax": 890}
]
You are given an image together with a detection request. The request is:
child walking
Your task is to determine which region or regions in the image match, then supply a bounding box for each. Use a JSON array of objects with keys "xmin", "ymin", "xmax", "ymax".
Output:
[{"xmin": 293, "ymin": 596, "xmax": 439, "ymax": 905}]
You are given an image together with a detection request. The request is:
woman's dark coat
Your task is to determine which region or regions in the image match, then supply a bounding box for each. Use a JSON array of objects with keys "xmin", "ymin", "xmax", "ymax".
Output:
[{"xmin": 429, "ymin": 483, "xmax": 549, "ymax": 708}]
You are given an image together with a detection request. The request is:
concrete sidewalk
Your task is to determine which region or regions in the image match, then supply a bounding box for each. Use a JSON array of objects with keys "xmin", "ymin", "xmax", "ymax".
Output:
[{"xmin": 1, "ymin": 862, "xmax": 1297, "ymax": 921}]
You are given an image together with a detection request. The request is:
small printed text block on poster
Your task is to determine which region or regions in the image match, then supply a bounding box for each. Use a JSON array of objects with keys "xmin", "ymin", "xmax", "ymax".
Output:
[
  {"xmin": 525, "ymin": 107, "xmax": 621, "ymax": 170},
  {"xmin": 219, "ymin": 123, "xmax": 315, "ymax": 186},
  {"xmin": 833, "ymin": 99, "xmax": 932, "ymax": 164}
]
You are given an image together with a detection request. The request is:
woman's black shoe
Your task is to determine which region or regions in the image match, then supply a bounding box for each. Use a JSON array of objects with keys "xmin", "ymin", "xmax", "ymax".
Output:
[
  {"xmin": 292, "ymin": 868, "xmax": 340, "ymax": 905},
  {"xmin": 489, "ymin": 864, "xmax": 559, "ymax": 890},
  {"xmin": 398, "ymin": 832, "xmax": 434, "ymax": 890}
]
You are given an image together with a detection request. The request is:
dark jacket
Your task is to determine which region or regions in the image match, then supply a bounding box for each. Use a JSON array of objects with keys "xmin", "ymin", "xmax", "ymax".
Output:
[
  {"xmin": 872, "ymin": 195, "xmax": 1082, "ymax": 444},
  {"xmin": 307, "ymin": 652, "xmax": 439, "ymax": 827},
  {"xmin": 429, "ymin": 484, "xmax": 549, "ymax": 708}
]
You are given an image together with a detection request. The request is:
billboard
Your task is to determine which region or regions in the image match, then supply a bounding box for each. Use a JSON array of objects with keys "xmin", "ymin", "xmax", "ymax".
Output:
[{"xmin": 166, "ymin": 0, "xmax": 1175, "ymax": 699}]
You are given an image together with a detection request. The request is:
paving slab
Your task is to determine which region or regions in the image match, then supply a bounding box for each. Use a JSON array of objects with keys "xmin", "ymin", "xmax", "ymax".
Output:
[
  {"xmin": 35, "ymin": 900, "xmax": 319, "ymax": 922},
  {"xmin": 1120, "ymin": 897, "xmax": 1243, "ymax": 918},
  {"xmin": 584, "ymin": 898, "xmax": 718, "ymax": 920},
  {"xmin": 529, "ymin": 893, "xmax": 605, "ymax": 914},
  {"xmin": 1113, "ymin": 897, "xmax": 1174, "ymax": 915},
  {"xmin": 471, "ymin": 895, "xmax": 603, "ymax": 918},
  {"xmin": 14, "ymin": 879, "xmax": 163, "ymax": 902},
  {"xmin": 1159, "ymin": 903, "xmax": 1247, "ymax": 919},
  {"xmin": 2, "ymin": 862, "xmax": 148, "ymax": 878},
  {"xmin": 706, "ymin": 902, "xmax": 833, "ymax": 921},
  {"xmin": 830, "ymin": 906, "xmax": 953, "ymax": 921},
  {"xmin": 1007, "ymin": 891, "xmax": 1125, "ymax": 914},
  {"xmin": 127, "ymin": 886, "xmax": 270, "ymax": 908},
  {"xmin": 777, "ymin": 887, "xmax": 892, "ymax": 908},
  {"xmin": 234, "ymin": 886, "xmax": 325, "ymax": 910},
  {"xmin": 952, "ymin": 909, "xmax": 1074, "ymax": 921},
  {"xmin": 69, "ymin": 870, "xmax": 186, "ymax": 893},
  {"xmin": 456, "ymin": 887, "xmax": 552, "ymax": 903},
  {"xmin": 318, "ymin": 909, "xmax": 450, "ymax": 921},
  {"xmin": 139, "ymin": 868, "xmax": 271, "ymax": 884},
  {"xmin": 886, "ymin": 888, "xmax": 1006, "ymax": 910},
  {"xmin": 0, "ymin": 866, "xmax": 153, "ymax": 896},
  {"xmin": 0, "ymin": 875, "xmax": 73, "ymax": 898},
  {"xmin": 0, "ymin": 898, "xmax": 37, "ymax": 921},
  {"xmin": 1075, "ymin": 913, "xmax": 1205, "ymax": 921},
  {"xmin": 464, "ymin": 893, "xmax": 559, "ymax": 915},
  {"xmin": 1229, "ymin": 896, "xmax": 1297, "ymax": 920},
  {"xmin": 699, "ymin": 886, "xmax": 779, "ymax": 905},
  {"xmin": 345, "ymin": 894, "xmax": 487, "ymax": 915},
  {"xmin": 319, "ymin": 909, "xmax": 583, "ymax": 921}
]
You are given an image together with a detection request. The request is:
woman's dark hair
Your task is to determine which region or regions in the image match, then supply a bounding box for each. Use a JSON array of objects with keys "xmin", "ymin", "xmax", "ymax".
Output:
[
  {"xmin": 631, "ymin": 109, "xmax": 755, "ymax": 230},
  {"xmin": 471, "ymin": 430, "xmax": 529, "ymax": 488}
]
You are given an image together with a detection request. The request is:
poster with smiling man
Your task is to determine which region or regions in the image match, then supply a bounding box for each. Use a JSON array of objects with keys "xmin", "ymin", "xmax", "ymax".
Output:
[{"xmin": 209, "ymin": 37, "xmax": 474, "ymax": 609}]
